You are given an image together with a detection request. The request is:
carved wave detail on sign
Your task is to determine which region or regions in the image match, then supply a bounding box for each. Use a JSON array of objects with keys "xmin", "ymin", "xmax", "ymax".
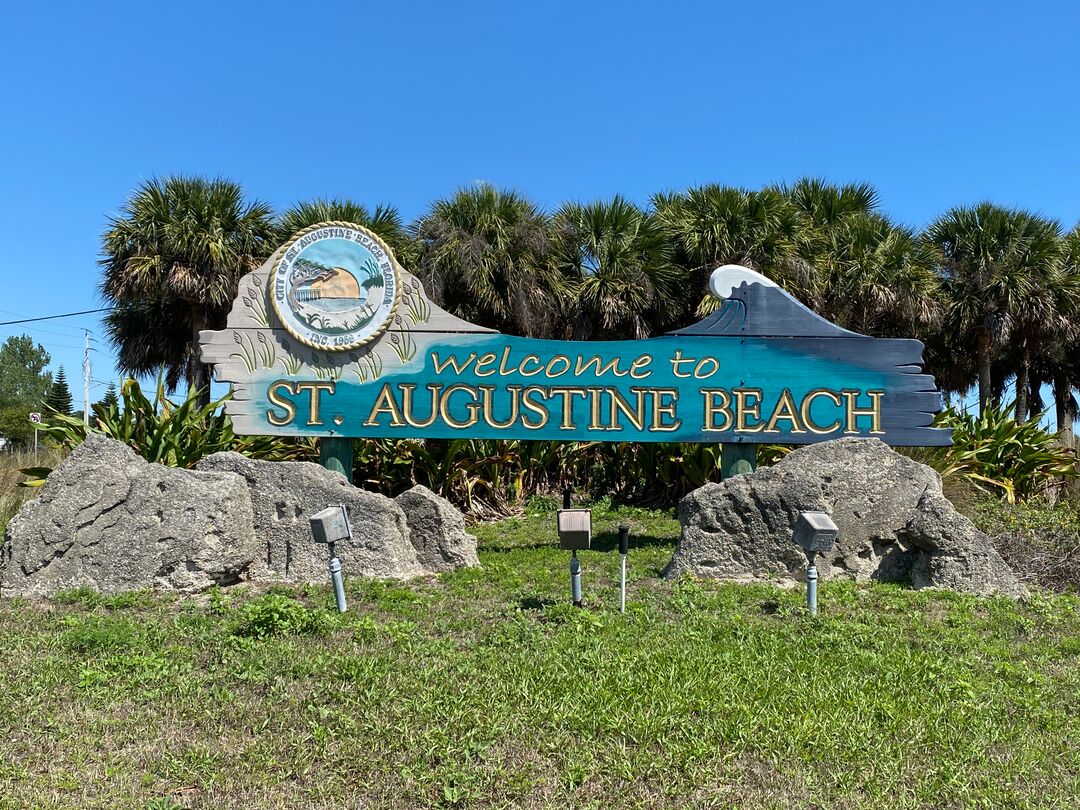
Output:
[{"xmin": 671, "ymin": 265, "xmax": 860, "ymax": 339}]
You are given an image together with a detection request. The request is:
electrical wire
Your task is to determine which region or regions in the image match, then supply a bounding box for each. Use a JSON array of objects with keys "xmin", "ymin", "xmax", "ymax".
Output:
[{"xmin": 0, "ymin": 308, "xmax": 111, "ymax": 326}]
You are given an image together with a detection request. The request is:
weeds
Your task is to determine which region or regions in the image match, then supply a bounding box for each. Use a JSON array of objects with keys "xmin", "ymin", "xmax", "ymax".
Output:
[{"xmin": 0, "ymin": 507, "xmax": 1079, "ymax": 808}]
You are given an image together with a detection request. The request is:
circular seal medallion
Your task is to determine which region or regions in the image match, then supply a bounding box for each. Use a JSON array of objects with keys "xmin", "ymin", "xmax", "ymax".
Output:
[{"xmin": 270, "ymin": 222, "xmax": 401, "ymax": 351}]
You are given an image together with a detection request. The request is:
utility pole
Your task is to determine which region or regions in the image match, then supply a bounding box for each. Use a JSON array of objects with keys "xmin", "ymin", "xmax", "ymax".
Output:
[{"xmin": 83, "ymin": 330, "xmax": 91, "ymax": 427}]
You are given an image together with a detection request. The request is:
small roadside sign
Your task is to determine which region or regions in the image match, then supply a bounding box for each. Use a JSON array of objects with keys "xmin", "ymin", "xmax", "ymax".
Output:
[{"xmin": 29, "ymin": 413, "xmax": 42, "ymax": 424}]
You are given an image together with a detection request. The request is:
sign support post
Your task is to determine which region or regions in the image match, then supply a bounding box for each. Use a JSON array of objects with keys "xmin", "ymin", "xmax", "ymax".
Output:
[
  {"xmin": 319, "ymin": 437, "xmax": 353, "ymax": 482},
  {"xmin": 721, "ymin": 443, "xmax": 756, "ymax": 479}
]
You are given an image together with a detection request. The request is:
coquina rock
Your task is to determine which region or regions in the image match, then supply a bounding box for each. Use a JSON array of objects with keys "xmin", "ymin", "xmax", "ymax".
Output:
[
  {"xmin": 396, "ymin": 485, "xmax": 480, "ymax": 573},
  {"xmin": 1, "ymin": 436, "xmax": 257, "ymax": 598},
  {"xmin": 196, "ymin": 452, "xmax": 426, "ymax": 582},
  {"xmin": 665, "ymin": 438, "xmax": 1026, "ymax": 598}
]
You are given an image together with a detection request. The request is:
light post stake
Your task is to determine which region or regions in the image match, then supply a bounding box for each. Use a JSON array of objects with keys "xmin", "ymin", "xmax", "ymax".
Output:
[
  {"xmin": 805, "ymin": 550, "xmax": 818, "ymax": 616},
  {"xmin": 328, "ymin": 539, "xmax": 347, "ymax": 613},
  {"xmin": 570, "ymin": 551, "xmax": 582, "ymax": 607},
  {"xmin": 618, "ymin": 523, "xmax": 629, "ymax": 614}
]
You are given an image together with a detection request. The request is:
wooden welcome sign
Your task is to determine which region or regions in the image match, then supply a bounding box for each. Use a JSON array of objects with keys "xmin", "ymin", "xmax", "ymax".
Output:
[{"xmin": 200, "ymin": 222, "xmax": 951, "ymax": 459}]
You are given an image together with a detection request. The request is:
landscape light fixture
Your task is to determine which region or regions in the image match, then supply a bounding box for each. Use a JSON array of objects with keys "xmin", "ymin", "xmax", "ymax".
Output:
[
  {"xmin": 617, "ymin": 523, "xmax": 630, "ymax": 614},
  {"xmin": 792, "ymin": 511, "xmax": 838, "ymax": 616},
  {"xmin": 557, "ymin": 485, "xmax": 591, "ymax": 607},
  {"xmin": 309, "ymin": 504, "xmax": 351, "ymax": 612}
]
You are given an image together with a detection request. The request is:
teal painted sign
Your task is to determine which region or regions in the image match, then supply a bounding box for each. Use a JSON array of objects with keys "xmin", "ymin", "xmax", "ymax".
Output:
[{"xmin": 200, "ymin": 223, "xmax": 950, "ymax": 447}]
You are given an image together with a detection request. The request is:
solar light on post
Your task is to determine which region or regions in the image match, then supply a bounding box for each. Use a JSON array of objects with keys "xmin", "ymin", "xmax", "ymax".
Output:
[
  {"xmin": 309, "ymin": 504, "xmax": 351, "ymax": 612},
  {"xmin": 29, "ymin": 412, "xmax": 41, "ymax": 459},
  {"xmin": 617, "ymin": 524, "xmax": 629, "ymax": 614},
  {"xmin": 792, "ymin": 511, "xmax": 838, "ymax": 616},
  {"xmin": 558, "ymin": 505, "xmax": 591, "ymax": 608}
]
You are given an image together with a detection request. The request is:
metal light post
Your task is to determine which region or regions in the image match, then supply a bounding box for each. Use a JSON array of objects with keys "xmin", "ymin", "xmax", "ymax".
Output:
[
  {"xmin": 792, "ymin": 511, "xmax": 838, "ymax": 617},
  {"xmin": 309, "ymin": 504, "xmax": 351, "ymax": 612},
  {"xmin": 557, "ymin": 485, "xmax": 592, "ymax": 608},
  {"xmin": 617, "ymin": 523, "xmax": 629, "ymax": 613}
]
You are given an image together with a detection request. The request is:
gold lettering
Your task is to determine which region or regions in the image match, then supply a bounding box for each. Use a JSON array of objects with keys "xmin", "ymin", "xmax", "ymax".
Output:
[
  {"xmin": 574, "ymin": 355, "xmax": 629, "ymax": 378},
  {"xmin": 439, "ymin": 384, "xmax": 481, "ymax": 428},
  {"xmin": 588, "ymin": 388, "xmax": 607, "ymax": 430},
  {"xmin": 545, "ymin": 355, "xmax": 571, "ymax": 378},
  {"xmin": 363, "ymin": 383, "xmax": 406, "ymax": 427},
  {"xmin": 498, "ymin": 345, "xmax": 515, "ymax": 375},
  {"xmin": 764, "ymin": 388, "xmax": 807, "ymax": 434},
  {"xmin": 670, "ymin": 350, "xmax": 694, "ymax": 378},
  {"xmin": 800, "ymin": 389, "xmax": 843, "ymax": 434},
  {"xmin": 295, "ymin": 381, "xmax": 335, "ymax": 426},
  {"xmin": 399, "ymin": 383, "xmax": 439, "ymax": 429},
  {"xmin": 520, "ymin": 386, "xmax": 549, "ymax": 428},
  {"xmin": 630, "ymin": 354, "xmax": 653, "ymax": 379},
  {"xmin": 474, "ymin": 352, "xmax": 498, "ymax": 377},
  {"xmin": 734, "ymin": 388, "xmax": 764, "ymax": 433},
  {"xmin": 266, "ymin": 380, "xmax": 297, "ymax": 426},
  {"xmin": 702, "ymin": 388, "xmax": 733, "ymax": 432},
  {"xmin": 609, "ymin": 387, "xmax": 647, "ymax": 431},
  {"xmin": 650, "ymin": 388, "xmax": 681, "ymax": 431},
  {"xmin": 430, "ymin": 351, "xmax": 476, "ymax": 375},
  {"xmin": 548, "ymin": 387, "xmax": 588, "ymax": 429},
  {"xmin": 480, "ymin": 385, "xmax": 520, "ymax": 428},
  {"xmin": 842, "ymin": 389, "xmax": 885, "ymax": 434},
  {"xmin": 519, "ymin": 355, "xmax": 544, "ymax": 377},
  {"xmin": 694, "ymin": 357, "xmax": 720, "ymax": 379}
]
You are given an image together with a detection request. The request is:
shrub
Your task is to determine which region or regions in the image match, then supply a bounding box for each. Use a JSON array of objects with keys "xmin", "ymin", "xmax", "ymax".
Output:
[
  {"xmin": 918, "ymin": 403, "xmax": 1075, "ymax": 503},
  {"xmin": 970, "ymin": 495, "xmax": 1080, "ymax": 592},
  {"xmin": 231, "ymin": 593, "xmax": 337, "ymax": 639}
]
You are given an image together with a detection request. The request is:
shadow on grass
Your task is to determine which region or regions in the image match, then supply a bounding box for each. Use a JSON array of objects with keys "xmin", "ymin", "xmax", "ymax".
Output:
[
  {"xmin": 482, "ymin": 529, "xmax": 678, "ymax": 554},
  {"xmin": 517, "ymin": 596, "xmax": 556, "ymax": 611}
]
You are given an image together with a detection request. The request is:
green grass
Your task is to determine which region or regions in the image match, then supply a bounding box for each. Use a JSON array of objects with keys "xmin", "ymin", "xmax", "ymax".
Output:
[{"xmin": 1, "ymin": 502, "xmax": 1079, "ymax": 808}]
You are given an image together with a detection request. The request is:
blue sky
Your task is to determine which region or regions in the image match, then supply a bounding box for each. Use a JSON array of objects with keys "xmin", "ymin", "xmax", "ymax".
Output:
[{"xmin": 1, "ymin": 0, "xmax": 1078, "ymax": 407}]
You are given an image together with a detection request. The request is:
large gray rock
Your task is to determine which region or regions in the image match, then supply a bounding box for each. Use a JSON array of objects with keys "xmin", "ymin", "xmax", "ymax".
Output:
[
  {"xmin": 196, "ymin": 452, "xmax": 425, "ymax": 582},
  {"xmin": 1, "ymin": 436, "xmax": 257, "ymax": 598},
  {"xmin": 396, "ymin": 485, "xmax": 479, "ymax": 573},
  {"xmin": 665, "ymin": 438, "xmax": 1025, "ymax": 598}
]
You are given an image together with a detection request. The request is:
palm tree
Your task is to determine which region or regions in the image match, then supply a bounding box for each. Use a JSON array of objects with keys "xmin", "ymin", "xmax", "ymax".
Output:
[
  {"xmin": 100, "ymin": 176, "xmax": 274, "ymax": 403},
  {"xmin": 653, "ymin": 185, "xmax": 806, "ymax": 318},
  {"xmin": 780, "ymin": 177, "xmax": 879, "ymax": 233},
  {"xmin": 1042, "ymin": 224, "xmax": 1080, "ymax": 444},
  {"xmin": 553, "ymin": 196, "xmax": 678, "ymax": 340},
  {"xmin": 925, "ymin": 203, "xmax": 1064, "ymax": 416},
  {"xmin": 413, "ymin": 185, "xmax": 559, "ymax": 337},
  {"xmin": 276, "ymin": 198, "xmax": 417, "ymax": 268},
  {"xmin": 812, "ymin": 212, "xmax": 940, "ymax": 337}
]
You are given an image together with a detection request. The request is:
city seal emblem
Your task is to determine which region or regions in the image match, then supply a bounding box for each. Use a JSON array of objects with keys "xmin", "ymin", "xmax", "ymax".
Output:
[{"xmin": 271, "ymin": 221, "xmax": 401, "ymax": 351}]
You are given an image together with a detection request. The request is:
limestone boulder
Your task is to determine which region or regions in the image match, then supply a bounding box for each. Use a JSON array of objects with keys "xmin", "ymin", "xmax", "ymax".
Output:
[
  {"xmin": 665, "ymin": 438, "xmax": 1025, "ymax": 598},
  {"xmin": 2, "ymin": 436, "xmax": 257, "ymax": 598},
  {"xmin": 396, "ymin": 485, "xmax": 479, "ymax": 573},
  {"xmin": 196, "ymin": 452, "xmax": 424, "ymax": 582}
]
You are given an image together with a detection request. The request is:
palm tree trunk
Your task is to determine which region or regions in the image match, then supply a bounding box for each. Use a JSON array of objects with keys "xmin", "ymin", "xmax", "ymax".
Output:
[
  {"xmin": 977, "ymin": 330, "xmax": 992, "ymax": 415},
  {"xmin": 191, "ymin": 308, "xmax": 212, "ymax": 409},
  {"xmin": 1015, "ymin": 338, "xmax": 1030, "ymax": 422},
  {"xmin": 1054, "ymin": 373, "xmax": 1076, "ymax": 449}
]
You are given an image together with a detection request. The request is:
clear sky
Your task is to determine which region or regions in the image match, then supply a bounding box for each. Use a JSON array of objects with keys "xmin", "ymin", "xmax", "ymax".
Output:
[{"xmin": 1, "ymin": 0, "xmax": 1078, "ymax": 406}]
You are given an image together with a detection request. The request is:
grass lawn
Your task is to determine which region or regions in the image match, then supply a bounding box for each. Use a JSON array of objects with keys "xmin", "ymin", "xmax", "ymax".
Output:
[{"xmin": 1, "ymin": 502, "xmax": 1079, "ymax": 809}]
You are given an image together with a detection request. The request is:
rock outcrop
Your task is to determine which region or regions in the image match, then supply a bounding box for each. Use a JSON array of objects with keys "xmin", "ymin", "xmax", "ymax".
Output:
[
  {"xmin": 1, "ymin": 436, "xmax": 257, "ymax": 597},
  {"xmin": 196, "ymin": 452, "xmax": 425, "ymax": 582},
  {"xmin": 396, "ymin": 485, "xmax": 479, "ymax": 573},
  {"xmin": 665, "ymin": 438, "xmax": 1025, "ymax": 598}
]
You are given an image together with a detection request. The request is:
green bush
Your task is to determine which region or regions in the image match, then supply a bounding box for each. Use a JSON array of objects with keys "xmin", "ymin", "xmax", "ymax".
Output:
[
  {"xmin": 918, "ymin": 402, "xmax": 1075, "ymax": 503},
  {"xmin": 231, "ymin": 593, "xmax": 337, "ymax": 639}
]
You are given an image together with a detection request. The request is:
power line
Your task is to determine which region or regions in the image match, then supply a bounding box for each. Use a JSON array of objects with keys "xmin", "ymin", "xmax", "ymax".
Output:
[{"xmin": 0, "ymin": 308, "xmax": 111, "ymax": 326}]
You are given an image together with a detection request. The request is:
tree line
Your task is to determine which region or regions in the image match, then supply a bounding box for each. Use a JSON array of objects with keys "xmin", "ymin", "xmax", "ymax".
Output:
[{"xmin": 98, "ymin": 176, "xmax": 1080, "ymax": 443}]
